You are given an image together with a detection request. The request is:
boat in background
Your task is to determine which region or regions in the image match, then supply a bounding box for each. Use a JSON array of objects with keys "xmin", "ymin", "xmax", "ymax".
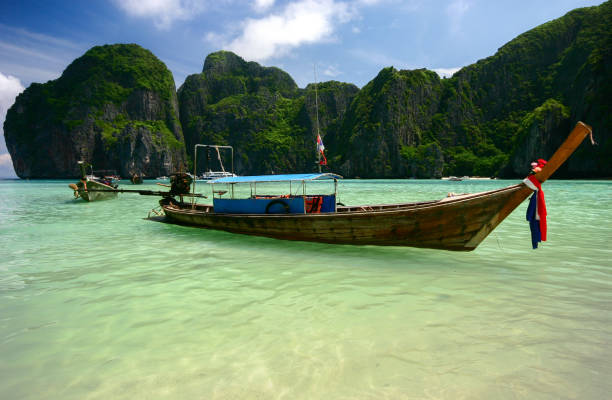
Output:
[
  {"xmin": 198, "ymin": 171, "xmax": 237, "ymax": 181},
  {"xmin": 92, "ymin": 169, "xmax": 121, "ymax": 184},
  {"xmin": 68, "ymin": 161, "xmax": 118, "ymax": 202},
  {"xmin": 157, "ymin": 122, "xmax": 594, "ymax": 251},
  {"xmin": 130, "ymin": 174, "xmax": 143, "ymax": 184},
  {"xmin": 194, "ymin": 144, "xmax": 237, "ymax": 181}
]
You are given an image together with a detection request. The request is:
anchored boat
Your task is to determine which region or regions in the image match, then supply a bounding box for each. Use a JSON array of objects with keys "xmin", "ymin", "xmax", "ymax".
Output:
[
  {"xmin": 156, "ymin": 122, "xmax": 593, "ymax": 251},
  {"xmin": 68, "ymin": 161, "xmax": 119, "ymax": 202},
  {"xmin": 195, "ymin": 144, "xmax": 237, "ymax": 181},
  {"xmin": 130, "ymin": 174, "xmax": 144, "ymax": 184}
]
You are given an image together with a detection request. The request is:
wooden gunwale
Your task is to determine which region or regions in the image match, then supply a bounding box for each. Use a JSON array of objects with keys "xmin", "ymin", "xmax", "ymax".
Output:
[{"xmin": 165, "ymin": 183, "xmax": 523, "ymax": 218}]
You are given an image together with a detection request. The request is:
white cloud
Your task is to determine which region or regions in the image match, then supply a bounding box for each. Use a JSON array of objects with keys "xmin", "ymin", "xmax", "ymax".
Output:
[
  {"xmin": 113, "ymin": 0, "xmax": 206, "ymax": 30},
  {"xmin": 322, "ymin": 64, "xmax": 341, "ymax": 77},
  {"xmin": 433, "ymin": 67, "xmax": 461, "ymax": 78},
  {"xmin": 225, "ymin": 0, "xmax": 354, "ymax": 62},
  {"xmin": 0, "ymin": 72, "xmax": 24, "ymax": 177},
  {"xmin": 357, "ymin": 0, "xmax": 384, "ymax": 4},
  {"xmin": 0, "ymin": 153, "xmax": 13, "ymax": 169},
  {"xmin": 253, "ymin": 0, "xmax": 275, "ymax": 13},
  {"xmin": 0, "ymin": 72, "xmax": 24, "ymax": 126},
  {"xmin": 204, "ymin": 31, "xmax": 229, "ymax": 45},
  {"xmin": 0, "ymin": 62, "xmax": 61, "ymax": 84},
  {"xmin": 357, "ymin": 0, "xmax": 421, "ymax": 10}
]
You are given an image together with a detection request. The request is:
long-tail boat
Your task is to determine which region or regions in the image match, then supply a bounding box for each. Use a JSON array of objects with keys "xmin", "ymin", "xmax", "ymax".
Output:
[
  {"xmin": 157, "ymin": 122, "xmax": 593, "ymax": 251},
  {"xmin": 68, "ymin": 161, "xmax": 118, "ymax": 202},
  {"xmin": 130, "ymin": 174, "xmax": 144, "ymax": 184}
]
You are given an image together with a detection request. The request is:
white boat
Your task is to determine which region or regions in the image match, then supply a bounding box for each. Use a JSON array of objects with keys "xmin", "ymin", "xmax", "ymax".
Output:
[
  {"xmin": 197, "ymin": 170, "xmax": 237, "ymax": 181},
  {"xmin": 194, "ymin": 144, "xmax": 237, "ymax": 182}
]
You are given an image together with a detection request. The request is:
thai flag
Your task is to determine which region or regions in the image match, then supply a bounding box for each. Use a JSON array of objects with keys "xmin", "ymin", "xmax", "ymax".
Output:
[
  {"xmin": 317, "ymin": 134, "xmax": 327, "ymax": 165},
  {"xmin": 317, "ymin": 134, "xmax": 325, "ymax": 152}
]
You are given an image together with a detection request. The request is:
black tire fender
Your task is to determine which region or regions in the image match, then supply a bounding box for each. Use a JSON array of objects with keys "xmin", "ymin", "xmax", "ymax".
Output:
[{"xmin": 265, "ymin": 199, "xmax": 290, "ymax": 214}]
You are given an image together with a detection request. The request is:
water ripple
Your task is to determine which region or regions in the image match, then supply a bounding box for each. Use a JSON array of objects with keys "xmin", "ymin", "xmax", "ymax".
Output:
[{"xmin": 0, "ymin": 179, "xmax": 611, "ymax": 399}]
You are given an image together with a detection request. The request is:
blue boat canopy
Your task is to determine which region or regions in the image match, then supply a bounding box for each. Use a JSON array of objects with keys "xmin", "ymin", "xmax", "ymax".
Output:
[{"xmin": 207, "ymin": 173, "xmax": 343, "ymax": 184}]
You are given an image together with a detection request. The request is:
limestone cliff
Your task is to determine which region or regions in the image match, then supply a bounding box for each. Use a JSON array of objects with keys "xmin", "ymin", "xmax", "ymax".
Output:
[
  {"xmin": 4, "ymin": 44, "xmax": 186, "ymax": 178},
  {"xmin": 4, "ymin": 2, "xmax": 610, "ymax": 179},
  {"xmin": 178, "ymin": 51, "xmax": 358, "ymax": 175},
  {"xmin": 441, "ymin": 1, "xmax": 611, "ymax": 177},
  {"xmin": 333, "ymin": 68, "xmax": 444, "ymax": 178}
]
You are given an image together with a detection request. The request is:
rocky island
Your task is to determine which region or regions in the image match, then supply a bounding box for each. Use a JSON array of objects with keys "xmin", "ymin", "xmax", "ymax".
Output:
[
  {"xmin": 4, "ymin": 1, "xmax": 610, "ymax": 179},
  {"xmin": 4, "ymin": 44, "xmax": 186, "ymax": 178}
]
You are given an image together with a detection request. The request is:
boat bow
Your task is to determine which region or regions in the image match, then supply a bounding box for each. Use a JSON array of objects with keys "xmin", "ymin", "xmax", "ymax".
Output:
[{"xmin": 465, "ymin": 121, "xmax": 593, "ymax": 248}]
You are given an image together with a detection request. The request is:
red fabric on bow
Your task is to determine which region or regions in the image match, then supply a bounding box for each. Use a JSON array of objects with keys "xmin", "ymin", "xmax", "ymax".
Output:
[{"xmin": 525, "ymin": 175, "xmax": 547, "ymax": 241}]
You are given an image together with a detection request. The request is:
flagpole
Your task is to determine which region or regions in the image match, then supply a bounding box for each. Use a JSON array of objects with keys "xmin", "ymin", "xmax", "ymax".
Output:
[{"xmin": 314, "ymin": 64, "xmax": 321, "ymax": 173}]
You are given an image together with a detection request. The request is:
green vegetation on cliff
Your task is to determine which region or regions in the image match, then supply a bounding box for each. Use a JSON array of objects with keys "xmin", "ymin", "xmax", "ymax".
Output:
[
  {"xmin": 4, "ymin": 44, "xmax": 186, "ymax": 178},
  {"xmin": 333, "ymin": 0, "xmax": 610, "ymax": 178},
  {"xmin": 5, "ymin": 2, "xmax": 611, "ymax": 179},
  {"xmin": 178, "ymin": 51, "xmax": 358, "ymax": 175},
  {"xmin": 448, "ymin": 1, "xmax": 611, "ymax": 177},
  {"xmin": 42, "ymin": 44, "xmax": 177, "ymax": 124}
]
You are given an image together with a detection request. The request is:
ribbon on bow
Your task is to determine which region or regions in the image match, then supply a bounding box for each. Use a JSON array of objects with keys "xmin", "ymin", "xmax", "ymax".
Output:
[{"xmin": 524, "ymin": 175, "xmax": 547, "ymax": 249}]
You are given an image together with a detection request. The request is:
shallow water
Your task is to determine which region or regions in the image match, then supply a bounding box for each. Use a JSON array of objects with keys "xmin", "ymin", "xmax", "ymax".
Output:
[{"xmin": 1, "ymin": 179, "xmax": 611, "ymax": 399}]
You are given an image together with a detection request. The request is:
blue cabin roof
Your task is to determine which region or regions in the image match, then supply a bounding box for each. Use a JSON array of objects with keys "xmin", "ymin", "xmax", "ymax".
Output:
[{"xmin": 207, "ymin": 173, "xmax": 343, "ymax": 184}]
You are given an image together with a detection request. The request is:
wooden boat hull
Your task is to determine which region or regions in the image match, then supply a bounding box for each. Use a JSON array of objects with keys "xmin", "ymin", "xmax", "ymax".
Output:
[
  {"xmin": 160, "ymin": 184, "xmax": 531, "ymax": 251},
  {"xmin": 78, "ymin": 180, "xmax": 118, "ymax": 202},
  {"xmin": 158, "ymin": 122, "xmax": 593, "ymax": 251}
]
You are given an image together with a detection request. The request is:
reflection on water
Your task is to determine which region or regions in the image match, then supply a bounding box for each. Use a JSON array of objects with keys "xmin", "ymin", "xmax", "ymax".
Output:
[{"xmin": 0, "ymin": 179, "xmax": 611, "ymax": 399}]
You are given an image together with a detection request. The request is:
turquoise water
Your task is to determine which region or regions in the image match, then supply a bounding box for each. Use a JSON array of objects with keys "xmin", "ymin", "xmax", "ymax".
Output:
[{"xmin": 1, "ymin": 179, "xmax": 611, "ymax": 399}]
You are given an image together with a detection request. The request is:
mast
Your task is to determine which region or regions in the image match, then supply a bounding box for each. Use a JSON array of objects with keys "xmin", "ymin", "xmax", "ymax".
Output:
[
  {"xmin": 215, "ymin": 146, "xmax": 226, "ymax": 173},
  {"xmin": 314, "ymin": 64, "xmax": 321, "ymax": 173}
]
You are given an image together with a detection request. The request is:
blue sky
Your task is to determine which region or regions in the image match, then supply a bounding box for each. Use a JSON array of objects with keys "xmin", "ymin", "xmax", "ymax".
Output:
[{"xmin": 0, "ymin": 0, "xmax": 605, "ymax": 177}]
